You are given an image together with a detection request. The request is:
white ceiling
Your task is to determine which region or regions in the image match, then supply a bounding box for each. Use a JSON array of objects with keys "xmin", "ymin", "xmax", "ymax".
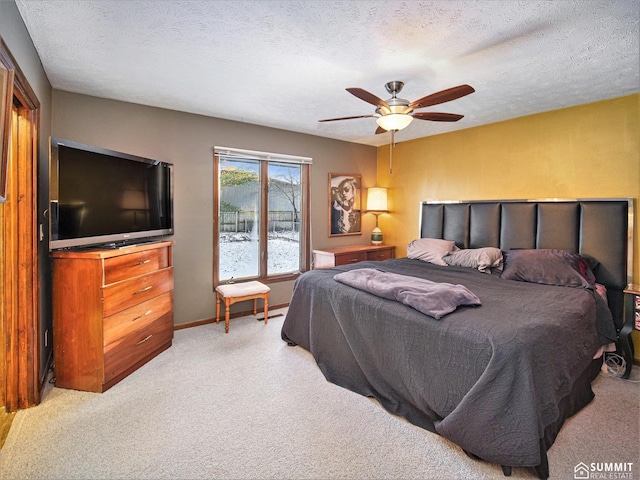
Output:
[{"xmin": 15, "ymin": 0, "xmax": 640, "ymax": 147}]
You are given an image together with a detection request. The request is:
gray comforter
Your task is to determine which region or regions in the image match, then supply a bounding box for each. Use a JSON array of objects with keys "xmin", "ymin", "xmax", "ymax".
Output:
[{"xmin": 281, "ymin": 258, "xmax": 615, "ymax": 470}]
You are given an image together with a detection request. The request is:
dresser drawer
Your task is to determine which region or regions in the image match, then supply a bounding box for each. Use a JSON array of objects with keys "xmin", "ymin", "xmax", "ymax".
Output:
[
  {"xmin": 103, "ymin": 292, "xmax": 173, "ymax": 347},
  {"xmin": 103, "ymin": 313, "xmax": 173, "ymax": 384},
  {"xmin": 102, "ymin": 267, "xmax": 174, "ymax": 317},
  {"xmin": 104, "ymin": 247, "xmax": 170, "ymax": 284},
  {"xmin": 367, "ymin": 248, "xmax": 393, "ymax": 261},
  {"xmin": 334, "ymin": 252, "xmax": 368, "ymax": 266}
]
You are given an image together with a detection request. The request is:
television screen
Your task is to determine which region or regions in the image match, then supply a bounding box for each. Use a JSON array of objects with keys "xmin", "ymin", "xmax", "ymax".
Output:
[{"xmin": 50, "ymin": 137, "xmax": 173, "ymax": 250}]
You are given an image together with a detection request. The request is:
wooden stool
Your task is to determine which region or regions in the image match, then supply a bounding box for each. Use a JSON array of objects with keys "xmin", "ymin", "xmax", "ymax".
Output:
[{"xmin": 215, "ymin": 281, "xmax": 270, "ymax": 333}]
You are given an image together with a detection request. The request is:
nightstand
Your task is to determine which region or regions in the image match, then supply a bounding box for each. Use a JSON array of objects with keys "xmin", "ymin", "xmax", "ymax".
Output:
[
  {"xmin": 620, "ymin": 284, "xmax": 640, "ymax": 379},
  {"xmin": 313, "ymin": 245, "xmax": 395, "ymax": 269}
]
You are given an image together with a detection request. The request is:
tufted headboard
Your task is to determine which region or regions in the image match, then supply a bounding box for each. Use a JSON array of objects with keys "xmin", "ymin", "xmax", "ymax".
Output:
[{"xmin": 419, "ymin": 199, "xmax": 634, "ymax": 329}]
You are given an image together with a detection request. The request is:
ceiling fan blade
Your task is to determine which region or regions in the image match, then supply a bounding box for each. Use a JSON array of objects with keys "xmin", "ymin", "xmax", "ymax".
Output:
[
  {"xmin": 412, "ymin": 112, "xmax": 464, "ymax": 122},
  {"xmin": 409, "ymin": 85, "xmax": 475, "ymax": 109},
  {"xmin": 318, "ymin": 114, "xmax": 376, "ymax": 122},
  {"xmin": 346, "ymin": 88, "xmax": 390, "ymax": 109},
  {"xmin": 375, "ymin": 126, "xmax": 386, "ymax": 135}
]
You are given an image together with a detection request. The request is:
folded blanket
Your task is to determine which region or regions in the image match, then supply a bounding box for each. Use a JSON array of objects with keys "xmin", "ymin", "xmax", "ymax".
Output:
[{"xmin": 333, "ymin": 268, "xmax": 481, "ymax": 319}]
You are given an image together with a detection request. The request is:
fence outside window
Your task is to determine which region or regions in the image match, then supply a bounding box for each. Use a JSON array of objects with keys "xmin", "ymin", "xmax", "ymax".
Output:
[{"xmin": 219, "ymin": 210, "xmax": 300, "ymax": 233}]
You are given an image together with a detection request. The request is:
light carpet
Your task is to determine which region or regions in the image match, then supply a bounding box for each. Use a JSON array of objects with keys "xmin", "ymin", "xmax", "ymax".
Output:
[{"xmin": 1, "ymin": 308, "xmax": 638, "ymax": 480}]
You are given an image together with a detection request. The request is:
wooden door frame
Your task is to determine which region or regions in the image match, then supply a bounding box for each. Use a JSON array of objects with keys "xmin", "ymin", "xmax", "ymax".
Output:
[{"xmin": 0, "ymin": 37, "xmax": 40, "ymax": 412}]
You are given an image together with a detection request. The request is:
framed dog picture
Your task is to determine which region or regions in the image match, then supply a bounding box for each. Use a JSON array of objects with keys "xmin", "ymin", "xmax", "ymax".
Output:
[{"xmin": 328, "ymin": 173, "xmax": 361, "ymax": 236}]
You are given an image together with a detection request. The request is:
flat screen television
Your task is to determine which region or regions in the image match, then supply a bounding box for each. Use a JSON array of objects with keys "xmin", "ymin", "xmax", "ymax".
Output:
[{"xmin": 49, "ymin": 137, "xmax": 173, "ymax": 250}]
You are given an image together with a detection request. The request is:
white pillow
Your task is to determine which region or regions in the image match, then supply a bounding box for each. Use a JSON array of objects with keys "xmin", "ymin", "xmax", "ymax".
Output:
[
  {"xmin": 407, "ymin": 238, "xmax": 459, "ymax": 266},
  {"xmin": 443, "ymin": 247, "xmax": 503, "ymax": 273}
]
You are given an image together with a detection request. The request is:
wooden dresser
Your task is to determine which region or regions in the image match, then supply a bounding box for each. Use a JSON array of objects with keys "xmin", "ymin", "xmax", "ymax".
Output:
[
  {"xmin": 313, "ymin": 244, "xmax": 395, "ymax": 269},
  {"xmin": 52, "ymin": 241, "xmax": 174, "ymax": 392}
]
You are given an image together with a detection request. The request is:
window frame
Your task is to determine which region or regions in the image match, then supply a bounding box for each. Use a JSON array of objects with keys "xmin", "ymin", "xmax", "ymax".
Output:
[{"xmin": 213, "ymin": 149, "xmax": 311, "ymax": 288}]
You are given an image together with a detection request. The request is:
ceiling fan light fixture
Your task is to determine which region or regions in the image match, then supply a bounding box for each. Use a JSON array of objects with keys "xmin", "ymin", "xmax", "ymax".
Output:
[
  {"xmin": 376, "ymin": 113, "xmax": 413, "ymax": 132},
  {"xmin": 320, "ymin": 81, "xmax": 474, "ymax": 140}
]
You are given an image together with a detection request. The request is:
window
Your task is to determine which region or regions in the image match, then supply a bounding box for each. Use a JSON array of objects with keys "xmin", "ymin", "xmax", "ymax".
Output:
[{"xmin": 213, "ymin": 147, "xmax": 311, "ymax": 286}]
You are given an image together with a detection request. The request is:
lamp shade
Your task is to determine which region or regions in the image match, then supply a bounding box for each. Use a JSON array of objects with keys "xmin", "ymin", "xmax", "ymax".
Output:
[
  {"xmin": 367, "ymin": 187, "xmax": 388, "ymax": 212},
  {"xmin": 376, "ymin": 114, "xmax": 413, "ymax": 132}
]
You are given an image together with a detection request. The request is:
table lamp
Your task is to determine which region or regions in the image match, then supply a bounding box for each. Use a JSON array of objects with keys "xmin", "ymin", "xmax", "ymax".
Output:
[{"xmin": 366, "ymin": 187, "xmax": 388, "ymax": 245}]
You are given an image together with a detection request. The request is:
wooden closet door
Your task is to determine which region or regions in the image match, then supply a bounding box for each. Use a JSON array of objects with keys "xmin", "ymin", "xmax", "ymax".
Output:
[{"xmin": 0, "ymin": 38, "xmax": 40, "ymax": 412}]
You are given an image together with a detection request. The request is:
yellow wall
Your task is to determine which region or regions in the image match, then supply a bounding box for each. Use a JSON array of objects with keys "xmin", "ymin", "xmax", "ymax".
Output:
[{"xmin": 377, "ymin": 94, "xmax": 639, "ymax": 283}]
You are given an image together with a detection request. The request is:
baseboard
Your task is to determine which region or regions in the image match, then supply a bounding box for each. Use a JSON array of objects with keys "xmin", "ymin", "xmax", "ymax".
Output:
[
  {"xmin": 0, "ymin": 408, "xmax": 16, "ymax": 451},
  {"xmin": 174, "ymin": 302, "xmax": 289, "ymax": 330},
  {"xmin": 39, "ymin": 348, "xmax": 54, "ymax": 394}
]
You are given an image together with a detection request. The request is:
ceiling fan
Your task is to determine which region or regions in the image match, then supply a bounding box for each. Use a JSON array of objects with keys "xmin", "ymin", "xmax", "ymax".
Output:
[{"xmin": 319, "ymin": 81, "xmax": 475, "ymax": 134}]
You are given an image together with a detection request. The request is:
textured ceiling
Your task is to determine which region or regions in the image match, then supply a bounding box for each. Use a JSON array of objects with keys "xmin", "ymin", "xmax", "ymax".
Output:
[{"xmin": 15, "ymin": 0, "xmax": 640, "ymax": 147}]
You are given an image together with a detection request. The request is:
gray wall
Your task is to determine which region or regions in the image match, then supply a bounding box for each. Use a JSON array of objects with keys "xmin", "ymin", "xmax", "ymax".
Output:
[
  {"xmin": 0, "ymin": 1, "xmax": 53, "ymax": 379},
  {"xmin": 52, "ymin": 91, "xmax": 377, "ymax": 326}
]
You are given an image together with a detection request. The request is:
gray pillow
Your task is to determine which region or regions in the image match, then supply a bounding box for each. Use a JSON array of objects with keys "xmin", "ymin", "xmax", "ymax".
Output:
[
  {"xmin": 443, "ymin": 247, "xmax": 503, "ymax": 273},
  {"xmin": 500, "ymin": 249, "xmax": 593, "ymax": 288},
  {"xmin": 407, "ymin": 238, "xmax": 459, "ymax": 266}
]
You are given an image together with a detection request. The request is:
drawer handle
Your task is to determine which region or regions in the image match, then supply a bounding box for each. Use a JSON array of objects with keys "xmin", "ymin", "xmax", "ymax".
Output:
[
  {"xmin": 136, "ymin": 334, "xmax": 153, "ymax": 346},
  {"xmin": 134, "ymin": 286, "xmax": 153, "ymax": 294},
  {"xmin": 132, "ymin": 310, "xmax": 153, "ymax": 321},
  {"xmin": 348, "ymin": 258, "xmax": 359, "ymax": 263},
  {"xmin": 134, "ymin": 259, "xmax": 151, "ymax": 266}
]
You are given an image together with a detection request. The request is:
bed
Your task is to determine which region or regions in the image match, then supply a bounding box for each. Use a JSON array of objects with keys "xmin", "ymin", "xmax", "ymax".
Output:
[{"xmin": 281, "ymin": 199, "xmax": 634, "ymax": 479}]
